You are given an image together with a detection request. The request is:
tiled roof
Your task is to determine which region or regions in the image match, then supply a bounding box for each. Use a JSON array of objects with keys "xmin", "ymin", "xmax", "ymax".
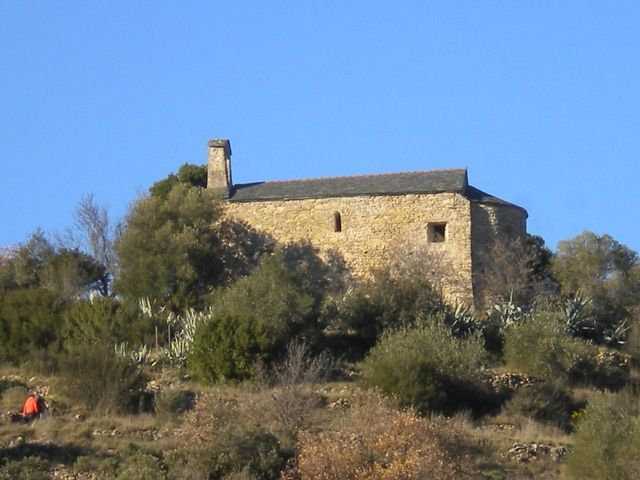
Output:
[
  {"xmin": 230, "ymin": 168, "xmax": 469, "ymax": 202},
  {"xmin": 228, "ymin": 167, "xmax": 527, "ymax": 216},
  {"xmin": 465, "ymin": 186, "xmax": 527, "ymax": 212}
]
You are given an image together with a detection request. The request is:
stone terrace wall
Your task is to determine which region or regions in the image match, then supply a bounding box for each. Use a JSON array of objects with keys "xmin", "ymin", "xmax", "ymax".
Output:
[{"xmin": 224, "ymin": 192, "xmax": 475, "ymax": 303}]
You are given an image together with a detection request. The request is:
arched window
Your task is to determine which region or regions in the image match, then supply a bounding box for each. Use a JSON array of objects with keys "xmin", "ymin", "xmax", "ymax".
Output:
[{"xmin": 334, "ymin": 212, "xmax": 342, "ymax": 232}]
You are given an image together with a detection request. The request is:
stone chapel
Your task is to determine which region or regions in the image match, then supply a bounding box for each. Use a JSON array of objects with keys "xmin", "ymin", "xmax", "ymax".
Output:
[{"xmin": 206, "ymin": 139, "xmax": 528, "ymax": 304}]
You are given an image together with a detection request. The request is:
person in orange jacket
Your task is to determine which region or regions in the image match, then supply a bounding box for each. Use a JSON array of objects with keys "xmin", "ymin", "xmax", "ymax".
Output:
[{"xmin": 21, "ymin": 392, "xmax": 47, "ymax": 421}]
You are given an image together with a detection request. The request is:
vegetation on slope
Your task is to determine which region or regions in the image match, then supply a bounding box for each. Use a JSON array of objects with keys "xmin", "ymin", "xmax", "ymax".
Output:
[{"xmin": 0, "ymin": 164, "xmax": 639, "ymax": 478}]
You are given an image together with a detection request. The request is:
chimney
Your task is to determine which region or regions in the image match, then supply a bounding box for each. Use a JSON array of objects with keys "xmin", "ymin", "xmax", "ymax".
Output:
[{"xmin": 207, "ymin": 139, "xmax": 232, "ymax": 198}]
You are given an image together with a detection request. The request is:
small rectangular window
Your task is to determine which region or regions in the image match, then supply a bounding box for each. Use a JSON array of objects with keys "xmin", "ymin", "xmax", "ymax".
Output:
[{"xmin": 427, "ymin": 223, "xmax": 446, "ymax": 243}]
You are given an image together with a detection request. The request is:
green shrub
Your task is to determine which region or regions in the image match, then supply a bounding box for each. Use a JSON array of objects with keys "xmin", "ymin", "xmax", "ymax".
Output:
[
  {"xmin": 503, "ymin": 311, "xmax": 595, "ymax": 381},
  {"xmin": 117, "ymin": 452, "xmax": 167, "ymax": 480},
  {"xmin": 74, "ymin": 455, "xmax": 119, "ymax": 479},
  {"xmin": 565, "ymin": 390, "xmax": 640, "ymax": 479},
  {"xmin": 503, "ymin": 382, "xmax": 578, "ymax": 431},
  {"xmin": 0, "ymin": 456, "xmax": 52, "ymax": 480},
  {"xmin": 166, "ymin": 423, "xmax": 288, "ymax": 480},
  {"xmin": 154, "ymin": 388, "xmax": 196, "ymax": 422},
  {"xmin": 361, "ymin": 319, "xmax": 494, "ymax": 415},
  {"xmin": 0, "ymin": 385, "xmax": 30, "ymax": 415},
  {"xmin": 114, "ymin": 183, "xmax": 225, "ymax": 310},
  {"xmin": 57, "ymin": 341, "xmax": 147, "ymax": 415},
  {"xmin": 321, "ymin": 269, "xmax": 443, "ymax": 348},
  {"xmin": 22, "ymin": 345, "xmax": 59, "ymax": 376},
  {"xmin": 0, "ymin": 288, "xmax": 66, "ymax": 363},
  {"xmin": 189, "ymin": 252, "xmax": 318, "ymax": 383},
  {"xmin": 570, "ymin": 349, "xmax": 630, "ymax": 390},
  {"xmin": 61, "ymin": 297, "xmax": 135, "ymax": 348},
  {"xmin": 208, "ymin": 424, "xmax": 287, "ymax": 479},
  {"xmin": 165, "ymin": 449, "xmax": 213, "ymax": 480}
]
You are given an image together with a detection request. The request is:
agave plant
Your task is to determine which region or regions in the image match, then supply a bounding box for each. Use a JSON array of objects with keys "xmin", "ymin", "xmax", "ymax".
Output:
[
  {"xmin": 135, "ymin": 298, "xmax": 216, "ymax": 367},
  {"xmin": 489, "ymin": 291, "xmax": 529, "ymax": 327},
  {"xmin": 602, "ymin": 319, "xmax": 630, "ymax": 346},
  {"xmin": 561, "ymin": 290, "xmax": 595, "ymax": 336},
  {"xmin": 444, "ymin": 302, "xmax": 480, "ymax": 337},
  {"xmin": 114, "ymin": 342, "xmax": 151, "ymax": 367},
  {"xmin": 156, "ymin": 307, "xmax": 214, "ymax": 367}
]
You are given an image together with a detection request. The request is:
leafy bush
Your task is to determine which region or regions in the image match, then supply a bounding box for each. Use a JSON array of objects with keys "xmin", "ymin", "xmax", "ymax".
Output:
[
  {"xmin": 0, "ymin": 288, "xmax": 66, "ymax": 363},
  {"xmin": 321, "ymin": 269, "xmax": 443, "ymax": 348},
  {"xmin": 552, "ymin": 231, "xmax": 639, "ymax": 346},
  {"xmin": 17, "ymin": 345, "xmax": 59, "ymax": 377},
  {"xmin": 570, "ymin": 350, "xmax": 630, "ymax": 390},
  {"xmin": 39, "ymin": 248, "xmax": 108, "ymax": 299},
  {"xmin": 57, "ymin": 341, "xmax": 147, "ymax": 415},
  {"xmin": 361, "ymin": 319, "xmax": 494, "ymax": 415},
  {"xmin": 282, "ymin": 391, "xmax": 465, "ymax": 480},
  {"xmin": 116, "ymin": 451, "xmax": 167, "ymax": 480},
  {"xmin": 0, "ymin": 385, "xmax": 30, "ymax": 415},
  {"xmin": 0, "ymin": 456, "xmax": 52, "ymax": 480},
  {"xmin": 207, "ymin": 424, "xmax": 286, "ymax": 479},
  {"xmin": 154, "ymin": 388, "xmax": 196, "ymax": 422},
  {"xmin": 74, "ymin": 456, "xmax": 119, "ymax": 479},
  {"xmin": 61, "ymin": 297, "xmax": 135, "ymax": 348},
  {"xmin": 565, "ymin": 390, "xmax": 640, "ymax": 479},
  {"xmin": 502, "ymin": 382, "xmax": 578, "ymax": 431},
  {"xmin": 168, "ymin": 392, "xmax": 290, "ymax": 480},
  {"xmin": 189, "ymin": 252, "xmax": 318, "ymax": 383},
  {"xmin": 149, "ymin": 162, "xmax": 208, "ymax": 200},
  {"xmin": 503, "ymin": 311, "xmax": 596, "ymax": 382}
]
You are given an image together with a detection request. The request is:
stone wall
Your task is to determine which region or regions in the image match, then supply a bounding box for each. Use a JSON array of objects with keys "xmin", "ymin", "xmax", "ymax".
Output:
[
  {"xmin": 470, "ymin": 202, "xmax": 529, "ymax": 303},
  {"xmin": 224, "ymin": 192, "xmax": 476, "ymax": 303}
]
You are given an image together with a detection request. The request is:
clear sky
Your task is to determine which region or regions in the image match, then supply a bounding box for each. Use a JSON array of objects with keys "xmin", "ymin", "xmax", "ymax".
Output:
[{"xmin": 1, "ymin": 2, "xmax": 639, "ymax": 254}]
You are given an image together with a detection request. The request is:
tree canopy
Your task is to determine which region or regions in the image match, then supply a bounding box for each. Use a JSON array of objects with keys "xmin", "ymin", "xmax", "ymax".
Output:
[
  {"xmin": 113, "ymin": 183, "xmax": 224, "ymax": 310},
  {"xmin": 0, "ymin": 230, "xmax": 108, "ymax": 299},
  {"xmin": 148, "ymin": 163, "xmax": 208, "ymax": 200},
  {"xmin": 552, "ymin": 231, "xmax": 640, "ymax": 344}
]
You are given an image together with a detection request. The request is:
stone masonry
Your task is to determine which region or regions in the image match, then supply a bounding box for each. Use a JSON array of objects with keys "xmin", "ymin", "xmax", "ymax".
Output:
[{"xmin": 206, "ymin": 139, "xmax": 527, "ymax": 305}]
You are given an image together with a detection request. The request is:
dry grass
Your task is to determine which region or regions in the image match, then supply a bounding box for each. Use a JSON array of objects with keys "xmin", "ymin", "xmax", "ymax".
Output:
[{"xmin": 0, "ymin": 363, "xmax": 600, "ymax": 480}]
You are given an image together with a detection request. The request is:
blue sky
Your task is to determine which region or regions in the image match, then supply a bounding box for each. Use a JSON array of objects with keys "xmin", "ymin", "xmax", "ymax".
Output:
[{"xmin": 1, "ymin": 2, "xmax": 639, "ymax": 254}]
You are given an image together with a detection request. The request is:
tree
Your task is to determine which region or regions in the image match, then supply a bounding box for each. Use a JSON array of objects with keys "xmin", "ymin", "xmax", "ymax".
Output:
[
  {"xmin": 552, "ymin": 231, "xmax": 640, "ymax": 344},
  {"xmin": 72, "ymin": 194, "xmax": 118, "ymax": 291},
  {"xmin": 477, "ymin": 234, "xmax": 556, "ymax": 307},
  {"xmin": 114, "ymin": 183, "xmax": 224, "ymax": 309},
  {"xmin": 0, "ymin": 230, "xmax": 108, "ymax": 300},
  {"xmin": 40, "ymin": 248, "xmax": 108, "ymax": 299},
  {"xmin": 0, "ymin": 230, "xmax": 55, "ymax": 293},
  {"xmin": 148, "ymin": 163, "xmax": 207, "ymax": 200}
]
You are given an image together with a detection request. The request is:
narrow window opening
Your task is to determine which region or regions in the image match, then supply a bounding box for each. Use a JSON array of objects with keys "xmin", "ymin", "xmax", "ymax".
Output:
[
  {"xmin": 427, "ymin": 222, "xmax": 446, "ymax": 243},
  {"xmin": 334, "ymin": 212, "xmax": 342, "ymax": 232}
]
